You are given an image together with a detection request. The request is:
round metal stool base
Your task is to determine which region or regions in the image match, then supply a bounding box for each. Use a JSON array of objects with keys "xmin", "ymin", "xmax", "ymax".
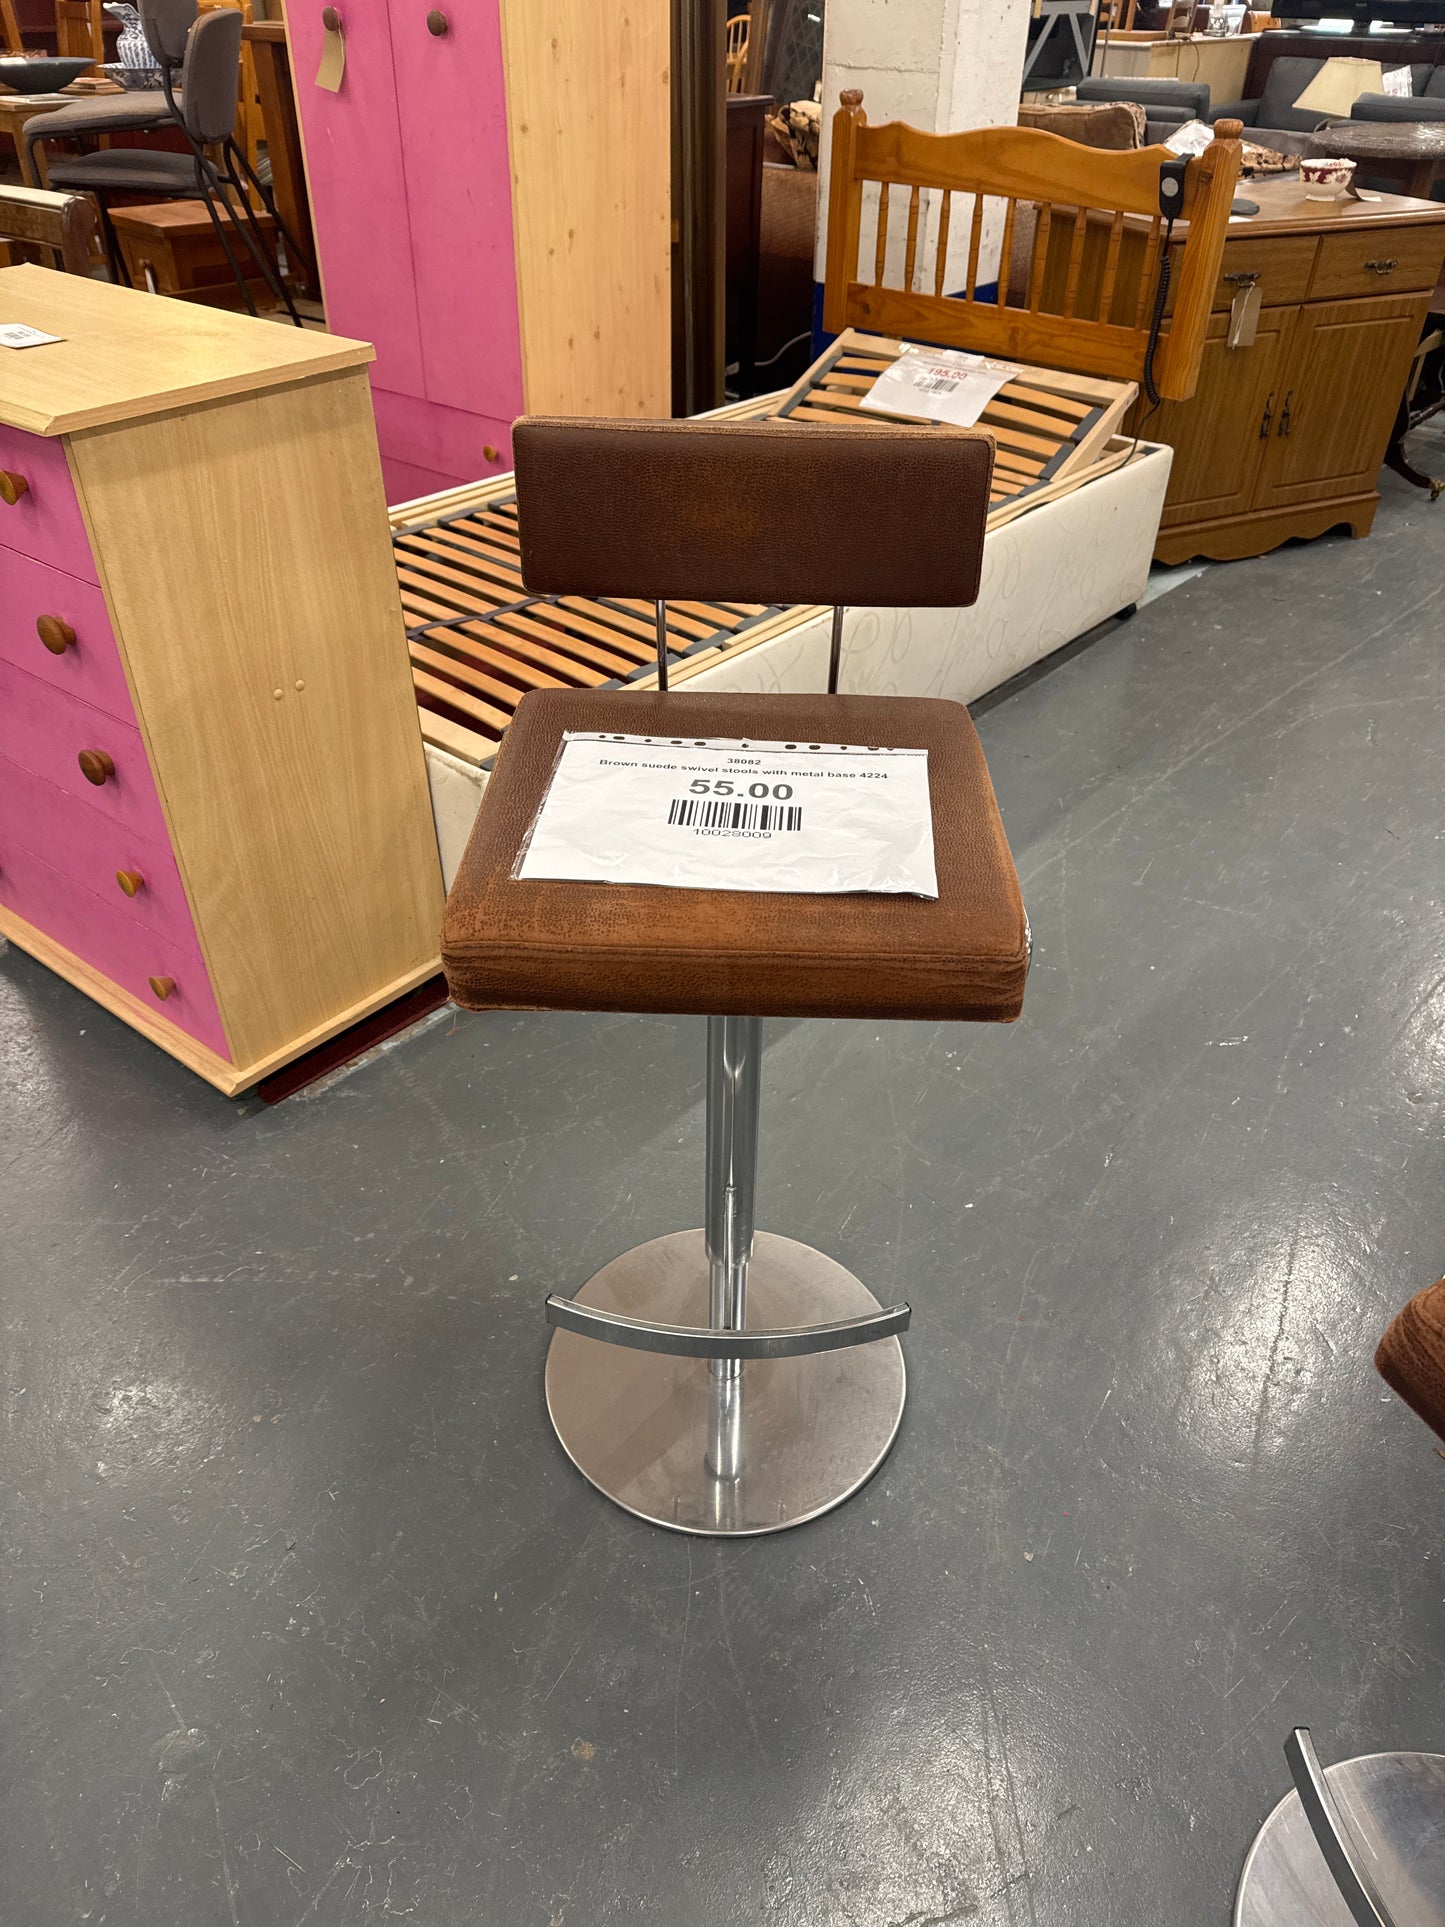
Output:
[
  {"xmin": 544, "ymin": 1229, "xmax": 906, "ymax": 1536},
  {"xmin": 1235, "ymin": 1751, "xmax": 1445, "ymax": 1926}
]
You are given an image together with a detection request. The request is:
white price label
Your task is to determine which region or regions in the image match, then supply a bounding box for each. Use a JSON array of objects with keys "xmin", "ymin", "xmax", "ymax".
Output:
[
  {"xmin": 860, "ymin": 344, "xmax": 1020, "ymax": 428},
  {"xmin": 517, "ymin": 733, "xmax": 938, "ymax": 897},
  {"xmin": 0, "ymin": 324, "xmax": 63, "ymax": 350}
]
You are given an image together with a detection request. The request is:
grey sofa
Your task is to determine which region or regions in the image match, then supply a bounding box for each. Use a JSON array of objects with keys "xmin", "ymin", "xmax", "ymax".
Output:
[
  {"xmin": 1209, "ymin": 55, "xmax": 1338, "ymax": 154},
  {"xmin": 1074, "ymin": 77, "xmax": 1212, "ymax": 146},
  {"xmin": 1352, "ymin": 65, "xmax": 1445, "ymax": 124},
  {"xmin": 1076, "ymin": 76, "xmax": 1210, "ymax": 127}
]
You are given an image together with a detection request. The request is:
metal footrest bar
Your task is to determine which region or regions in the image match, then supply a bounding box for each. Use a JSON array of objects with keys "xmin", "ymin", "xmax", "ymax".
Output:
[{"xmin": 544, "ymin": 1293, "xmax": 911, "ymax": 1360}]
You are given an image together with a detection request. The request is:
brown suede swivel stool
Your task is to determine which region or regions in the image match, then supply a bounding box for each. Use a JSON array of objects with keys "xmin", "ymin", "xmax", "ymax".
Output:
[
  {"xmin": 1377, "ymin": 1278, "xmax": 1445, "ymax": 1442},
  {"xmin": 441, "ymin": 417, "xmax": 1030, "ymax": 1535}
]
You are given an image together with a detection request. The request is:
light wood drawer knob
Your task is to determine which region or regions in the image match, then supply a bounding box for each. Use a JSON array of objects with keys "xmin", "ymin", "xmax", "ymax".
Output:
[
  {"xmin": 115, "ymin": 870, "xmax": 145, "ymax": 897},
  {"xmin": 0, "ymin": 470, "xmax": 28, "ymax": 506},
  {"xmin": 78, "ymin": 749, "xmax": 115, "ymax": 786},
  {"xmin": 148, "ymin": 975, "xmax": 175, "ymax": 1001},
  {"xmin": 37, "ymin": 615, "xmax": 76, "ymax": 654}
]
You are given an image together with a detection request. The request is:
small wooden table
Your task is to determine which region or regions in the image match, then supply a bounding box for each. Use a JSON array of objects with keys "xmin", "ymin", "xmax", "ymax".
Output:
[
  {"xmin": 0, "ymin": 91, "xmax": 74, "ymax": 186},
  {"xmin": 1306, "ymin": 121, "xmax": 1445, "ymax": 201}
]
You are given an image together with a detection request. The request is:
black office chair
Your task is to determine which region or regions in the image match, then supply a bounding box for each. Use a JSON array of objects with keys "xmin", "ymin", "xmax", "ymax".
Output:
[{"xmin": 46, "ymin": 0, "xmax": 299, "ymax": 323}]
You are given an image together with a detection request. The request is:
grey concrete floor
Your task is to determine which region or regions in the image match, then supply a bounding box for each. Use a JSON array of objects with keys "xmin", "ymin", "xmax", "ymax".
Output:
[{"xmin": 4, "ymin": 448, "xmax": 1445, "ymax": 1927}]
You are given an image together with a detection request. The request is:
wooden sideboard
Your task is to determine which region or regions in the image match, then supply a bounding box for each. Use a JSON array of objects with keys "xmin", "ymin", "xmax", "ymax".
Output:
[
  {"xmin": 1141, "ymin": 182, "xmax": 1445, "ymax": 563},
  {"xmin": 0, "ymin": 266, "xmax": 444, "ymax": 1093}
]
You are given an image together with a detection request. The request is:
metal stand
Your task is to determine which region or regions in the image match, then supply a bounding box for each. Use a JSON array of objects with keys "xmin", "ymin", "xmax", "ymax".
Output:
[
  {"xmin": 543, "ymin": 1017, "xmax": 908, "ymax": 1534},
  {"xmin": 1235, "ymin": 1728, "xmax": 1445, "ymax": 1927}
]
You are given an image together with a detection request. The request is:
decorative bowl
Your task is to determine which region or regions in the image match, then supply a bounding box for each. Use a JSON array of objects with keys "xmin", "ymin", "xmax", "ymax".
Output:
[
  {"xmin": 103, "ymin": 61, "xmax": 163, "ymax": 90},
  {"xmin": 0, "ymin": 55, "xmax": 94, "ymax": 94},
  {"xmin": 1301, "ymin": 156, "xmax": 1357, "ymax": 200}
]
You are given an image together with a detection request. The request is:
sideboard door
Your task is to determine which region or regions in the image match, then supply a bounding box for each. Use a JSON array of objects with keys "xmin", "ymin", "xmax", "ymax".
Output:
[
  {"xmin": 285, "ymin": 0, "xmax": 426, "ymax": 400},
  {"xmin": 1153, "ymin": 309, "xmax": 1295, "ymax": 529},
  {"xmin": 385, "ymin": 0, "xmax": 525, "ymax": 424},
  {"xmin": 1252, "ymin": 294, "xmax": 1427, "ymax": 512}
]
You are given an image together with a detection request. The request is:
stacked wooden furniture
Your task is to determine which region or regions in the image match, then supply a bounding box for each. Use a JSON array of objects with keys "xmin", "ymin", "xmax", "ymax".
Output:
[
  {"xmin": 1143, "ymin": 180, "xmax": 1445, "ymax": 560},
  {"xmin": 280, "ymin": 0, "xmax": 672, "ymax": 503},
  {"xmin": 0, "ymin": 265, "xmax": 443, "ymax": 1093}
]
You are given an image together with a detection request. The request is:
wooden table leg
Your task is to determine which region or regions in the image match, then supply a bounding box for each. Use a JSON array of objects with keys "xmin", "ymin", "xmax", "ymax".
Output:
[
  {"xmin": 1404, "ymin": 156, "xmax": 1442, "ymax": 201},
  {"xmin": 244, "ymin": 24, "xmax": 318, "ymax": 299}
]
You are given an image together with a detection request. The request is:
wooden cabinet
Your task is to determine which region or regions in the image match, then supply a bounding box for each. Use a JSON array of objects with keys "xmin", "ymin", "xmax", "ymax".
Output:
[
  {"xmin": 0, "ymin": 266, "xmax": 444, "ymax": 1095},
  {"xmin": 1153, "ymin": 309, "xmax": 1292, "ymax": 526},
  {"xmin": 1252, "ymin": 296, "xmax": 1426, "ymax": 510},
  {"xmin": 1145, "ymin": 184, "xmax": 1445, "ymax": 564},
  {"xmin": 281, "ymin": 0, "xmax": 673, "ymax": 504}
]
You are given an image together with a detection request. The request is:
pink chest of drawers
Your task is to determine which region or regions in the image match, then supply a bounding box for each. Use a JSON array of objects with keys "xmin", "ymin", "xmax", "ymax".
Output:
[{"xmin": 0, "ymin": 265, "xmax": 445, "ymax": 1094}]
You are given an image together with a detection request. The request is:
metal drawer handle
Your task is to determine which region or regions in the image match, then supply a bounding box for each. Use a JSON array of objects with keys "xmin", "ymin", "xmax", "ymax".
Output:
[
  {"xmin": 545, "ymin": 1293, "xmax": 911, "ymax": 1361},
  {"xmin": 0, "ymin": 469, "xmax": 29, "ymax": 506},
  {"xmin": 320, "ymin": 5, "xmax": 340, "ymax": 26},
  {"xmin": 1278, "ymin": 388, "xmax": 1293, "ymax": 438},
  {"xmin": 1260, "ymin": 390, "xmax": 1274, "ymax": 439},
  {"xmin": 1222, "ymin": 269, "xmax": 1260, "ymax": 287},
  {"xmin": 1364, "ymin": 258, "xmax": 1398, "ymax": 275}
]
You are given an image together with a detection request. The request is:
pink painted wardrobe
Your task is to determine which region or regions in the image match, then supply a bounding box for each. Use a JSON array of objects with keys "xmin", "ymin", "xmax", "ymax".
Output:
[{"xmin": 282, "ymin": 0, "xmax": 673, "ymax": 504}]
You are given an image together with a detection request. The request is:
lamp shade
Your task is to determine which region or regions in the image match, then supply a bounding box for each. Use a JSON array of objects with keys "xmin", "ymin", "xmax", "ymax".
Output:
[{"xmin": 1293, "ymin": 57, "xmax": 1386, "ymax": 118}]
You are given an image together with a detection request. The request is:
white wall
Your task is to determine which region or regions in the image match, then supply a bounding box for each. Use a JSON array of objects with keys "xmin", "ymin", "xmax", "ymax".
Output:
[{"xmin": 816, "ymin": 0, "xmax": 1034, "ymax": 291}]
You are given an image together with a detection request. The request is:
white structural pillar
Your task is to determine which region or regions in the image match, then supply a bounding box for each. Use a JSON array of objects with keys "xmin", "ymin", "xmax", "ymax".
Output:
[{"xmin": 816, "ymin": 0, "xmax": 1034, "ymax": 297}]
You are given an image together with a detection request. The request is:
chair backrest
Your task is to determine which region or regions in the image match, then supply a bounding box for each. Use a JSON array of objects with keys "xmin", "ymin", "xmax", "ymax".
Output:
[
  {"xmin": 0, "ymin": 183, "xmax": 99, "ymax": 276},
  {"xmin": 822, "ymin": 89, "xmax": 1242, "ymax": 403},
  {"xmin": 177, "ymin": 2, "xmax": 241, "ymax": 143},
  {"xmin": 141, "ymin": 0, "xmax": 196, "ymax": 69},
  {"xmin": 725, "ymin": 13, "xmax": 749, "ymax": 93},
  {"xmin": 511, "ymin": 417, "xmax": 993, "ymax": 609}
]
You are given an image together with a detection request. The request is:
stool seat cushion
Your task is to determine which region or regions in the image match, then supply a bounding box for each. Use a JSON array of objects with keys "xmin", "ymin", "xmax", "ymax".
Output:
[
  {"xmin": 46, "ymin": 148, "xmax": 200, "ymax": 197},
  {"xmin": 442, "ymin": 689, "xmax": 1028, "ymax": 1023}
]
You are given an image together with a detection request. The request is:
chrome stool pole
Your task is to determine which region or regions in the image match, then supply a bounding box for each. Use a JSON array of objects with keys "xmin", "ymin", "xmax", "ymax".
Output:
[{"xmin": 542, "ymin": 1018, "xmax": 910, "ymax": 1534}]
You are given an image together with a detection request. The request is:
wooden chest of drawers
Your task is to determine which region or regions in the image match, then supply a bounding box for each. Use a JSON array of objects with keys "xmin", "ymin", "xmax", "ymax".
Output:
[
  {"xmin": 0, "ymin": 265, "xmax": 444, "ymax": 1093},
  {"xmin": 1142, "ymin": 182, "xmax": 1445, "ymax": 564}
]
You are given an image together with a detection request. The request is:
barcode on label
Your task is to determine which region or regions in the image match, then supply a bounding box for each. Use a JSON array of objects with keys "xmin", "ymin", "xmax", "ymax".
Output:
[
  {"xmin": 667, "ymin": 799, "xmax": 803, "ymax": 832},
  {"xmin": 913, "ymin": 374, "xmax": 960, "ymax": 394}
]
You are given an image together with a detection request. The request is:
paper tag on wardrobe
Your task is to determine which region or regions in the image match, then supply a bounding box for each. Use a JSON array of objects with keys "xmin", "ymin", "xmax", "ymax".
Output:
[
  {"xmin": 315, "ymin": 15, "xmax": 345, "ymax": 91},
  {"xmin": 1227, "ymin": 281, "xmax": 1261, "ymax": 348},
  {"xmin": 860, "ymin": 344, "xmax": 1020, "ymax": 428},
  {"xmin": 516, "ymin": 733, "xmax": 938, "ymax": 897}
]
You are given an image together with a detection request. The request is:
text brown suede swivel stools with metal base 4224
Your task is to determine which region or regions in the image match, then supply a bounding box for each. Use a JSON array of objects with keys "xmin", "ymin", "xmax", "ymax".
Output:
[{"xmin": 441, "ymin": 418, "xmax": 1030, "ymax": 1536}]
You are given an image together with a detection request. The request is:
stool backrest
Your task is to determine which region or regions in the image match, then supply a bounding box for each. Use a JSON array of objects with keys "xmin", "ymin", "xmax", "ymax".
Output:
[
  {"xmin": 511, "ymin": 417, "xmax": 993, "ymax": 609},
  {"xmin": 141, "ymin": 0, "xmax": 197, "ymax": 70}
]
